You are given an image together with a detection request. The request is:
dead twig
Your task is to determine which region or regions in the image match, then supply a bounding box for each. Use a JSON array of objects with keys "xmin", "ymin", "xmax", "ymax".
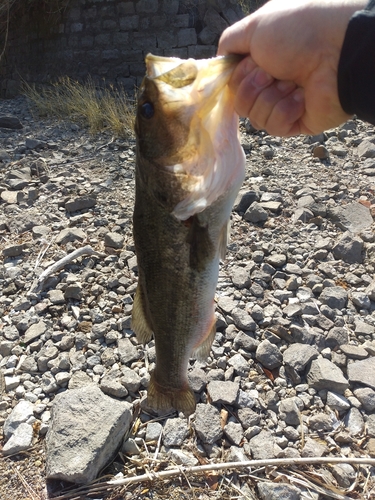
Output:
[
  {"xmin": 49, "ymin": 456, "xmax": 375, "ymax": 500},
  {"xmin": 30, "ymin": 245, "xmax": 106, "ymax": 293}
]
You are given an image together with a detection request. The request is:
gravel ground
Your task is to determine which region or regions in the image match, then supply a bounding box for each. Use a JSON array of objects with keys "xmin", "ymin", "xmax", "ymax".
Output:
[{"xmin": 0, "ymin": 96, "xmax": 375, "ymax": 499}]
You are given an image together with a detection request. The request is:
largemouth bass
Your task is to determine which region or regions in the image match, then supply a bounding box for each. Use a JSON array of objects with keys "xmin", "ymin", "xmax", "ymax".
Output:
[{"xmin": 132, "ymin": 53, "xmax": 245, "ymax": 415}]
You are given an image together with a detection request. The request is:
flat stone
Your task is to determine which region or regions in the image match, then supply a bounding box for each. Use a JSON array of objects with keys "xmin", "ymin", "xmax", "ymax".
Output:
[
  {"xmin": 283, "ymin": 343, "xmax": 318, "ymax": 372},
  {"xmin": 327, "ymin": 202, "xmax": 373, "ymax": 232},
  {"xmin": 340, "ymin": 344, "xmax": 368, "ymax": 359},
  {"xmin": 65, "ymin": 195, "xmax": 96, "ymax": 212},
  {"xmin": 194, "ymin": 403, "xmax": 223, "ymax": 445},
  {"xmin": 255, "ymin": 339, "xmax": 283, "ymax": 369},
  {"xmin": 0, "ymin": 115, "xmax": 23, "ymax": 129},
  {"xmin": 24, "ymin": 321, "xmax": 47, "ymax": 343},
  {"xmin": 2, "ymin": 423, "xmax": 33, "ymax": 456},
  {"xmin": 55, "ymin": 227, "xmax": 86, "ymax": 245},
  {"xmin": 207, "ymin": 380, "xmax": 239, "ymax": 405},
  {"xmin": 46, "ymin": 386, "xmax": 132, "ymax": 483},
  {"xmin": 3, "ymin": 400, "xmax": 34, "ymax": 440},
  {"xmin": 307, "ymin": 358, "xmax": 349, "ymax": 393},
  {"xmin": 347, "ymin": 357, "xmax": 375, "ymax": 389},
  {"xmin": 258, "ymin": 482, "xmax": 301, "ymax": 500},
  {"xmin": 163, "ymin": 418, "xmax": 189, "ymax": 447}
]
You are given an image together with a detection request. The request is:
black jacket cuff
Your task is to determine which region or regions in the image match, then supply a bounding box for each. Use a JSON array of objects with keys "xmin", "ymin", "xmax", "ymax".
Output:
[{"xmin": 338, "ymin": 0, "xmax": 375, "ymax": 124}]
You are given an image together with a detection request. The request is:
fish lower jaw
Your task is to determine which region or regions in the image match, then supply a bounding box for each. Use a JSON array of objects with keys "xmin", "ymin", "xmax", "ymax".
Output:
[{"xmin": 148, "ymin": 372, "xmax": 196, "ymax": 416}]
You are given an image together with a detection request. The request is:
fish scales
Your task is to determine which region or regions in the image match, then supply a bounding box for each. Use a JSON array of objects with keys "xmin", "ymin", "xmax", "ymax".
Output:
[{"xmin": 132, "ymin": 53, "xmax": 245, "ymax": 415}]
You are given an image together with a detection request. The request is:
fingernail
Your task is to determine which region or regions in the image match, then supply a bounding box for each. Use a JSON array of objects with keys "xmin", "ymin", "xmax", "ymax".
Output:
[
  {"xmin": 276, "ymin": 80, "xmax": 295, "ymax": 93},
  {"xmin": 251, "ymin": 67, "xmax": 273, "ymax": 89}
]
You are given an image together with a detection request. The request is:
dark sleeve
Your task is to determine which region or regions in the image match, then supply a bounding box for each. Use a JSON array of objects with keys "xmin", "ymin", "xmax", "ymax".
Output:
[{"xmin": 337, "ymin": 0, "xmax": 375, "ymax": 124}]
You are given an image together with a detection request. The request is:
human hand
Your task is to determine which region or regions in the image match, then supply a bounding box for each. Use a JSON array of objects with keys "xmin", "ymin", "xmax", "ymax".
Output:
[{"xmin": 218, "ymin": 0, "xmax": 367, "ymax": 136}]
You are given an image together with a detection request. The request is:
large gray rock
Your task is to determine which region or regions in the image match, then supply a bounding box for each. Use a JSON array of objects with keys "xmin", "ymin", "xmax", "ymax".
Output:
[
  {"xmin": 258, "ymin": 482, "xmax": 302, "ymax": 500},
  {"xmin": 207, "ymin": 380, "xmax": 239, "ymax": 405},
  {"xmin": 3, "ymin": 400, "xmax": 34, "ymax": 440},
  {"xmin": 307, "ymin": 358, "xmax": 349, "ymax": 393},
  {"xmin": 249, "ymin": 430, "xmax": 280, "ymax": 459},
  {"xmin": 46, "ymin": 385, "xmax": 132, "ymax": 483},
  {"xmin": 2, "ymin": 423, "xmax": 33, "ymax": 456},
  {"xmin": 319, "ymin": 286, "xmax": 348, "ymax": 310},
  {"xmin": 194, "ymin": 403, "xmax": 223, "ymax": 445},
  {"xmin": 255, "ymin": 339, "xmax": 283, "ymax": 369},
  {"xmin": 347, "ymin": 357, "xmax": 375, "ymax": 390},
  {"xmin": 332, "ymin": 231, "xmax": 363, "ymax": 263},
  {"xmin": 327, "ymin": 202, "xmax": 373, "ymax": 232},
  {"xmin": 283, "ymin": 343, "xmax": 318, "ymax": 372}
]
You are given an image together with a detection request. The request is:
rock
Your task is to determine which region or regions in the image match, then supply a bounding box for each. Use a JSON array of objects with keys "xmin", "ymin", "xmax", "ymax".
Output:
[
  {"xmin": 46, "ymin": 386, "xmax": 132, "ymax": 483},
  {"xmin": 233, "ymin": 190, "xmax": 258, "ymax": 213},
  {"xmin": 327, "ymin": 202, "xmax": 373, "ymax": 232},
  {"xmin": 307, "ymin": 358, "xmax": 349, "ymax": 393},
  {"xmin": 358, "ymin": 138, "xmax": 375, "ymax": 158},
  {"xmin": 309, "ymin": 413, "xmax": 334, "ymax": 432},
  {"xmin": 121, "ymin": 367, "xmax": 141, "ymax": 393},
  {"xmin": 65, "ymin": 195, "xmax": 96, "ymax": 212},
  {"xmin": 258, "ymin": 482, "xmax": 302, "ymax": 500},
  {"xmin": 167, "ymin": 449, "xmax": 198, "ymax": 466},
  {"xmin": 353, "ymin": 387, "xmax": 375, "ymax": 412},
  {"xmin": 230, "ymin": 266, "xmax": 251, "ymax": 289},
  {"xmin": 344, "ymin": 407, "xmax": 365, "ymax": 436},
  {"xmin": 163, "ymin": 418, "xmax": 189, "ymax": 447},
  {"xmin": 207, "ymin": 380, "xmax": 239, "ymax": 405},
  {"xmin": 105, "ymin": 231, "xmax": 124, "ymax": 249},
  {"xmin": 301, "ymin": 437, "xmax": 328, "ymax": 457},
  {"xmin": 313, "ymin": 145, "xmax": 329, "ymax": 159},
  {"xmin": 24, "ymin": 321, "xmax": 47, "ymax": 343},
  {"xmin": 340, "ymin": 344, "xmax": 368, "ymax": 359},
  {"xmin": 118, "ymin": 338, "xmax": 140, "ymax": 364},
  {"xmin": 347, "ymin": 357, "xmax": 375, "ymax": 389},
  {"xmin": 255, "ymin": 339, "xmax": 283, "ymax": 369},
  {"xmin": 194, "ymin": 404, "xmax": 223, "ymax": 445},
  {"xmin": 231, "ymin": 307, "xmax": 256, "ymax": 331},
  {"xmin": 2, "ymin": 423, "xmax": 33, "ymax": 456},
  {"xmin": 332, "ymin": 464, "xmax": 356, "ymax": 488},
  {"xmin": 55, "ymin": 227, "xmax": 86, "ymax": 245},
  {"xmin": 224, "ymin": 421, "xmax": 243, "ymax": 445},
  {"xmin": 278, "ymin": 398, "xmax": 301, "ymax": 426},
  {"xmin": 188, "ymin": 366, "xmax": 207, "ymax": 393},
  {"xmin": 326, "ymin": 392, "xmax": 350, "ymax": 412},
  {"xmin": 0, "ymin": 115, "xmax": 23, "ymax": 129},
  {"xmin": 244, "ymin": 202, "xmax": 268, "ymax": 223},
  {"xmin": 249, "ymin": 430, "xmax": 279, "ymax": 459},
  {"xmin": 283, "ymin": 343, "xmax": 318, "ymax": 372},
  {"xmin": 145, "ymin": 422, "xmax": 163, "ymax": 442},
  {"xmin": 319, "ymin": 286, "xmax": 348, "ymax": 310},
  {"xmin": 47, "ymin": 290, "xmax": 65, "ymax": 305},
  {"xmin": 100, "ymin": 370, "xmax": 128, "ymax": 398},
  {"xmin": 332, "ymin": 231, "xmax": 363, "ymax": 263},
  {"xmin": 3, "ymin": 400, "xmax": 34, "ymax": 439}
]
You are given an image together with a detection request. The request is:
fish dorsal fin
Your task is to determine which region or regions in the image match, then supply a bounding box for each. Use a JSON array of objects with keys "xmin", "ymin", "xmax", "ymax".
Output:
[
  {"xmin": 185, "ymin": 215, "xmax": 215, "ymax": 272},
  {"xmin": 191, "ymin": 321, "xmax": 216, "ymax": 361},
  {"xmin": 131, "ymin": 284, "xmax": 153, "ymax": 344}
]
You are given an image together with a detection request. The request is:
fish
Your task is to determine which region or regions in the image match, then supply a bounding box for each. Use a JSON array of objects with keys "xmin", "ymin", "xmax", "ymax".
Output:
[{"xmin": 131, "ymin": 53, "xmax": 246, "ymax": 416}]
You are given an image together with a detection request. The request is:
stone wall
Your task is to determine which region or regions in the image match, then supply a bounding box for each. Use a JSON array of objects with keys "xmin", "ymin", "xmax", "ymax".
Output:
[{"xmin": 0, "ymin": 0, "xmax": 245, "ymax": 97}]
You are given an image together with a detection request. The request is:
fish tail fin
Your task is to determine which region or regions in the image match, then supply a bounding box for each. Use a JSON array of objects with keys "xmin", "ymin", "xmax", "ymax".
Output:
[
  {"xmin": 191, "ymin": 321, "xmax": 216, "ymax": 361},
  {"xmin": 131, "ymin": 284, "xmax": 153, "ymax": 344},
  {"xmin": 148, "ymin": 373, "xmax": 196, "ymax": 416}
]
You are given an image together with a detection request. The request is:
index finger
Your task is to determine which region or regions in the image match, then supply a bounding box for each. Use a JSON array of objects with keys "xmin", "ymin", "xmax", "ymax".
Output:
[{"xmin": 217, "ymin": 16, "xmax": 253, "ymax": 56}]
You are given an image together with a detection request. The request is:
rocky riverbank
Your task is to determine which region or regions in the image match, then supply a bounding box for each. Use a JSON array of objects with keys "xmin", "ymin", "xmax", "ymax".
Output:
[{"xmin": 0, "ymin": 96, "xmax": 375, "ymax": 499}]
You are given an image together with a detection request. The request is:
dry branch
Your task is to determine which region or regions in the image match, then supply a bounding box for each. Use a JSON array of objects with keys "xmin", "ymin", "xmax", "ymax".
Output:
[
  {"xmin": 50, "ymin": 456, "xmax": 375, "ymax": 500},
  {"xmin": 31, "ymin": 245, "xmax": 106, "ymax": 293}
]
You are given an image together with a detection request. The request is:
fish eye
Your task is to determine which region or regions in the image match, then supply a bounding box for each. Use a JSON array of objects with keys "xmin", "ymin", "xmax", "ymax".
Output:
[{"xmin": 140, "ymin": 102, "xmax": 154, "ymax": 119}]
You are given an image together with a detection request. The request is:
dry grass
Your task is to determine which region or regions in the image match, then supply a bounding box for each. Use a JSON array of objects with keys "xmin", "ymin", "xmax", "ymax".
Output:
[{"xmin": 22, "ymin": 77, "xmax": 135, "ymax": 138}]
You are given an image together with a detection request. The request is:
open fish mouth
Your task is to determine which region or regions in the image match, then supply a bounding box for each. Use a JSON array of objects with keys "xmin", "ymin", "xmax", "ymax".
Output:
[{"xmin": 136, "ymin": 53, "xmax": 245, "ymax": 221}]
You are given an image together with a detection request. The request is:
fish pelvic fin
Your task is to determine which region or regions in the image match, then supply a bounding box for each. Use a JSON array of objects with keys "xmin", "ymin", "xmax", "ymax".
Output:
[
  {"xmin": 131, "ymin": 284, "xmax": 153, "ymax": 344},
  {"xmin": 191, "ymin": 321, "xmax": 216, "ymax": 361},
  {"xmin": 148, "ymin": 373, "xmax": 196, "ymax": 416},
  {"xmin": 219, "ymin": 220, "xmax": 230, "ymax": 260}
]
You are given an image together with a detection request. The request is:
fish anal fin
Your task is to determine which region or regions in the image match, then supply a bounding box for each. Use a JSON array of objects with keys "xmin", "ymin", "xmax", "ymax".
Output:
[
  {"xmin": 186, "ymin": 215, "xmax": 215, "ymax": 272},
  {"xmin": 131, "ymin": 284, "xmax": 153, "ymax": 344},
  {"xmin": 191, "ymin": 320, "xmax": 216, "ymax": 361},
  {"xmin": 148, "ymin": 373, "xmax": 196, "ymax": 416},
  {"xmin": 219, "ymin": 220, "xmax": 230, "ymax": 260}
]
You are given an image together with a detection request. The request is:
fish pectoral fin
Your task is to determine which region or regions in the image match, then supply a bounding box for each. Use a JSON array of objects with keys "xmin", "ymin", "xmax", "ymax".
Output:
[
  {"xmin": 191, "ymin": 321, "xmax": 216, "ymax": 361},
  {"xmin": 219, "ymin": 220, "xmax": 230, "ymax": 260},
  {"xmin": 131, "ymin": 284, "xmax": 154, "ymax": 344},
  {"xmin": 186, "ymin": 215, "xmax": 215, "ymax": 272},
  {"xmin": 148, "ymin": 373, "xmax": 196, "ymax": 416}
]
